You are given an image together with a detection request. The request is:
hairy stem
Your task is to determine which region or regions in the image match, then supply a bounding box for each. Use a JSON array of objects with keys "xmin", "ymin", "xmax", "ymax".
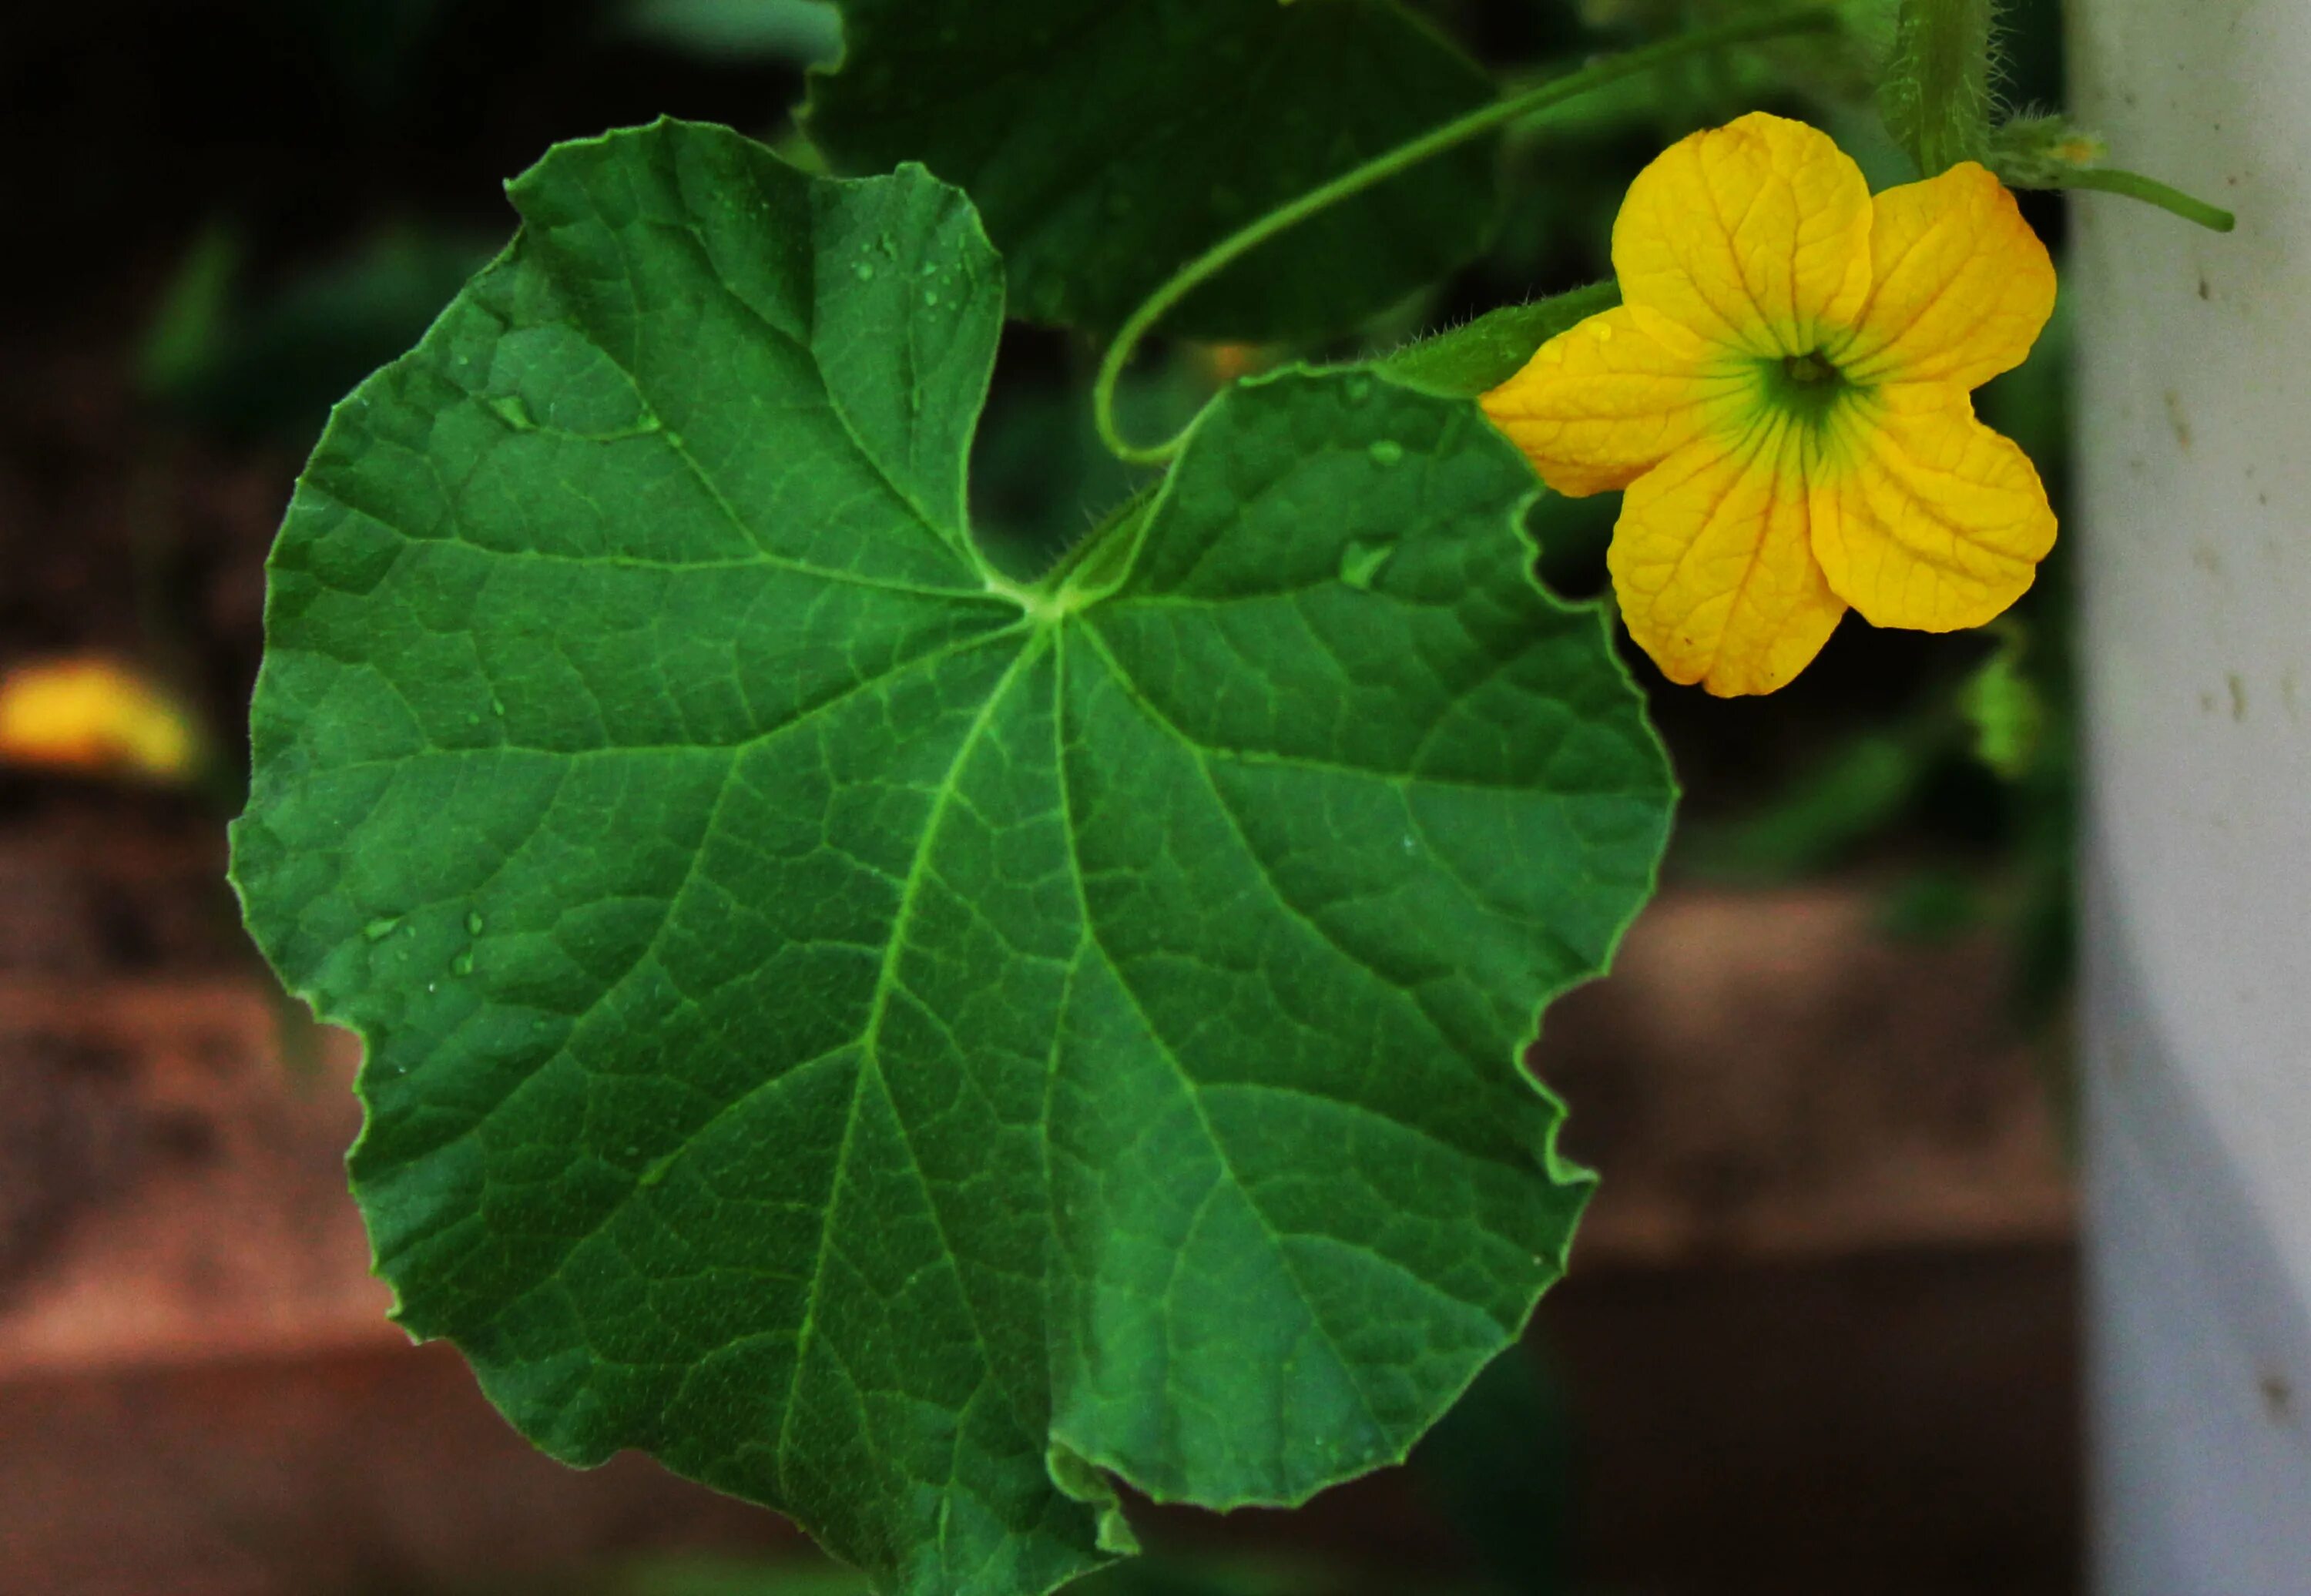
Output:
[{"xmin": 1880, "ymin": 0, "xmax": 1998, "ymax": 176}]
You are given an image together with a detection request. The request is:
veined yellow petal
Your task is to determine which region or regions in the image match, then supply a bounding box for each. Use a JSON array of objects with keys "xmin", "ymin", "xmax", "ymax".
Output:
[
  {"xmin": 1809, "ymin": 391, "xmax": 2057, "ymax": 631},
  {"xmin": 1835, "ymin": 162, "xmax": 2055, "ymax": 391},
  {"xmin": 1481, "ymin": 305, "xmax": 1739, "ymax": 496},
  {"xmin": 1612, "ymin": 112, "xmax": 1872, "ymax": 360},
  {"xmin": 1608, "ymin": 417, "xmax": 1846, "ymax": 697}
]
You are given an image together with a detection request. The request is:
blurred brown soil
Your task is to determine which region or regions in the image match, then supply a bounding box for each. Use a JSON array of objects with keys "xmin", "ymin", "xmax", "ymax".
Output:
[{"xmin": 0, "ymin": 876, "xmax": 2078, "ymax": 1596}]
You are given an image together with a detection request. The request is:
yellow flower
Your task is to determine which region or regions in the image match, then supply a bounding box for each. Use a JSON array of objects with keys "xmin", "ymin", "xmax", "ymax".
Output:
[
  {"xmin": 0, "ymin": 657, "xmax": 201, "ymax": 782},
  {"xmin": 1482, "ymin": 112, "xmax": 2058, "ymax": 696}
]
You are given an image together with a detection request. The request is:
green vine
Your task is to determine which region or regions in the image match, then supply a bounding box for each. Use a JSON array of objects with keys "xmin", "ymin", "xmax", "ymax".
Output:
[
  {"xmin": 2043, "ymin": 164, "xmax": 2237, "ymax": 233},
  {"xmin": 1089, "ymin": 5, "xmax": 1845, "ymax": 468}
]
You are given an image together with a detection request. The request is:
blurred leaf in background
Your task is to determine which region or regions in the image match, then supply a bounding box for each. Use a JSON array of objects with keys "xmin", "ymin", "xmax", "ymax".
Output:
[
  {"xmin": 248, "ymin": 0, "xmax": 467, "ymax": 106},
  {"xmin": 615, "ymin": 0, "xmax": 841, "ymax": 65},
  {"xmin": 1679, "ymin": 725, "xmax": 1944, "ymax": 885},
  {"xmin": 803, "ymin": 0, "xmax": 1501, "ymax": 339},
  {"xmin": 1407, "ymin": 1346, "xmax": 1576, "ymax": 1596},
  {"xmin": 139, "ymin": 226, "xmax": 496, "ymax": 447},
  {"xmin": 1960, "ymin": 622, "xmax": 2048, "ymax": 784}
]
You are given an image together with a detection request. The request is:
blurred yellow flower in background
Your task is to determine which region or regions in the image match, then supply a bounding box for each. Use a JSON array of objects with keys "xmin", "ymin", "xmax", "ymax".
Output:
[
  {"xmin": 0, "ymin": 657, "xmax": 201, "ymax": 783},
  {"xmin": 1484, "ymin": 111, "xmax": 2057, "ymax": 696}
]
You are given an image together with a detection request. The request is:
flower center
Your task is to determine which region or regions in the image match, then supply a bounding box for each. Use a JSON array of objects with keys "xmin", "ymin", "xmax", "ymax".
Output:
[
  {"xmin": 1757, "ymin": 347, "xmax": 1854, "ymax": 429},
  {"xmin": 1783, "ymin": 351, "xmax": 1837, "ymax": 385}
]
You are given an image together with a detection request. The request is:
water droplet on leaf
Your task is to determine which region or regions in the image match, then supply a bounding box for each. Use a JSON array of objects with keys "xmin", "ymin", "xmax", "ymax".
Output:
[
  {"xmin": 1339, "ymin": 539, "xmax": 1393, "ymax": 591},
  {"xmin": 364, "ymin": 917, "xmax": 401, "ymax": 942},
  {"xmin": 486, "ymin": 394, "xmax": 536, "ymax": 431},
  {"xmin": 854, "ymin": 263, "xmax": 876, "ymax": 282},
  {"xmin": 1367, "ymin": 439, "xmax": 1404, "ymax": 466},
  {"xmin": 466, "ymin": 911, "xmax": 484, "ymax": 936}
]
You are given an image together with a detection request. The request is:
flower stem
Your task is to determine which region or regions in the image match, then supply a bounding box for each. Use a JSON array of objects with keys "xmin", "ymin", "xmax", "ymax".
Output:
[
  {"xmin": 1879, "ymin": 0, "xmax": 1997, "ymax": 176},
  {"xmin": 1090, "ymin": 7, "xmax": 1845, "ymax": 468},
  {"xmin": 2054, "ymin": 166, "xmax": 2237, "ymax": 233}
]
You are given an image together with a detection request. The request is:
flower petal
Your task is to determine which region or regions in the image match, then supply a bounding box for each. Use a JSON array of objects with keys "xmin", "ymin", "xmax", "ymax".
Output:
[
  {"xmin": 1834, "ymin": 162, "xmax": 2056, "ymax": 390},
  {"xmin": 1809, "ymin": 393, "xmax": 2057, "ymax": 631},
  {"xmin": 1481, "ymin": 305, "xmax": 1737, "ymax": 496},
  {"xmin": 1608, "ymin": 418, "xmax": 1846, "ymax": 697},
  {"xmin": 1612, "ymin": 112, "xmax": 1873, "ymax": 359}
]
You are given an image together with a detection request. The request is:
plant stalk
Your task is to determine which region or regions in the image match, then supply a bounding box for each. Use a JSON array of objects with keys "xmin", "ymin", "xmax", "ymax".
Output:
[
  {"xmin": 2054, "ymin": 166, "xmax": 2237, "ymax": 233},
  {"xmin": 1090, "ymin": 6, "xmax": 1845, "ymax": 468}
]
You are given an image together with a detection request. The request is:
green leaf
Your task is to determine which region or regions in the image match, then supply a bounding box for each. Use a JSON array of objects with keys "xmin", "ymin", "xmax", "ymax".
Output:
[
  {"xmin": 230, "ymin": 120, "xmax": 1672, "ymax": 1596},
  {"xmin": 802, "ymin": 0, "xmax": 1501, "ymax": 339}
]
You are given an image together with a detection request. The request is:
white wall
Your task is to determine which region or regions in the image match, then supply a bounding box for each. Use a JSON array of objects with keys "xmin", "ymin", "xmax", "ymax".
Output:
[{"xmin": 2071, "ymin": 1, "xmax": 2311, "ymax": 1588}]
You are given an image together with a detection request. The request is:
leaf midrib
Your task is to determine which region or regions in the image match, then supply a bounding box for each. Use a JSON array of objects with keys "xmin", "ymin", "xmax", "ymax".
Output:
[
  {"xmin": 778, "ymin": 623, "xmax": 1050, "ymax": 1489},
  {"xmin": 1046, "ymin": 624, "xmax": 1397, "ymax": 1474}
]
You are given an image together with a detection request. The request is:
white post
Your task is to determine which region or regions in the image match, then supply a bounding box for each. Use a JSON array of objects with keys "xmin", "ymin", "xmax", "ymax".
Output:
[{"xmin": 2071, "ymin": 2, "xmax": 2311, "ymax": 1589}]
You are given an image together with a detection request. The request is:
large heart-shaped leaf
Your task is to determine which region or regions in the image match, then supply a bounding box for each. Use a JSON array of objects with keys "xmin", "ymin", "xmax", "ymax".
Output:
[
  {"xmin": 802, "ymin": 0, "xmax": 1500, "ymax": 339},
  {"xmin": 230, "ymin": 120, "xmax": 1672, "ymax": 1596}
]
